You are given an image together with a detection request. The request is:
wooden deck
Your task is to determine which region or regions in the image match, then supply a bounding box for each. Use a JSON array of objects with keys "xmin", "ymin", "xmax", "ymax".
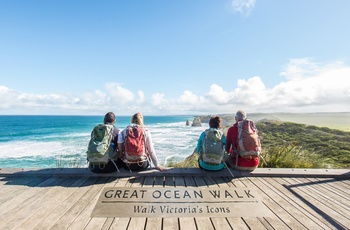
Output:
[{"xmin": 0, "ymin": 167, "xmax": 349, "ymax": 230}]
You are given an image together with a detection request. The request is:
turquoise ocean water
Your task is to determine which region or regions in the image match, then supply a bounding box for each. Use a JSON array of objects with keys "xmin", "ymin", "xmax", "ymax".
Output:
[{"xmin": 0, "ymin": 115, "xmax": 207, "ymax": 168}]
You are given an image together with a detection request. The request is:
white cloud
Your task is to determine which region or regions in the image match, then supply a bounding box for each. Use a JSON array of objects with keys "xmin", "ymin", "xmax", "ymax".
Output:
[
  {"xmin": 0, "ymin": 58, "xmax": 349, "ymax": 115},
  {"xmin": 105, "ymin": 83, "xmax": 134, "ymax": 104},
  {"xmin": 230, "ymin": 0, "xmax": 256, "ymax": 16},
  {"xmin": 152, "ymin": 93, "xmax": 165, "ymax": 106},
  {"xmin": 137, "ymin": 90, "xmax": 145, "ymax": 103},
  {"xmin": 178, "ymin": 90, "xmax": 200, "ymax": 104},
  {"xmin": 206, "ymin": 84, "xmax": 234, "ymax": 104}
]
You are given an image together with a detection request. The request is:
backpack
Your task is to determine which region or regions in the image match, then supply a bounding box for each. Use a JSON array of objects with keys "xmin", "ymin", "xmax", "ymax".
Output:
[
  {"xmin": 87, "ymin": 124, "xmax": 116, "ymax": 164},
  {"xmin": 236, "ymin": 119, "xmax": 261, "ymax": 158},
  {"xmin": 123, "ymin": 125, "xmax": 148, "ymax": 163},
  {"xmin": 200, "ymin": 129, "xmax": 225, "ymax": 165}
]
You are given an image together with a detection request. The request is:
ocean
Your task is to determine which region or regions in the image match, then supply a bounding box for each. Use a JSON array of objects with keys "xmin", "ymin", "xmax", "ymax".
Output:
[{"xmin": 0, "ymin": 115, "xmax": 208, "ymax": 168}]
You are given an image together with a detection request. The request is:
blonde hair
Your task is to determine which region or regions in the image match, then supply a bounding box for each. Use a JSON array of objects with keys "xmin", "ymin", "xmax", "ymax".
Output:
[{"xmin": 131, "ymin": 112, "xmax": 144, "ymax": 126}]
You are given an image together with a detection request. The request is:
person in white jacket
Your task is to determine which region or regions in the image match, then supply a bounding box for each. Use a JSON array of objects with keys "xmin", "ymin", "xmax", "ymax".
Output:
[{"xmin": 117, "ymin": 112, "xmax": 167, "ymax": 171}]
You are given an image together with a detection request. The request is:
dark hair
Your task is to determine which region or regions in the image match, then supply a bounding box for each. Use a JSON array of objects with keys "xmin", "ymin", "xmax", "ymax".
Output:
[
  {"xmin": 104, "ymin": 112, "xmax": 116, "ymax": 124},
  {"xmin": 209, "ymin": 116, "xmax": 222, "ymax": 129}
]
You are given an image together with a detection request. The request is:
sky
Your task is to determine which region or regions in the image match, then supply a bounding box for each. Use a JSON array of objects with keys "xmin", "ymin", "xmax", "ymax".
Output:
[{"xmin": 0, "ymin": 0, "xmax": 349, "ymax": 115}]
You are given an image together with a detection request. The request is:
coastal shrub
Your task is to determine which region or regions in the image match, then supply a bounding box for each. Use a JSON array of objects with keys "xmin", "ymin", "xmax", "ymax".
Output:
[
  {"xmin": 167, "ymin": 149, "xmax": 199, "ymax": 168},
  {"xmin": 56, "ymin": 154, "xmax": 83, "ymax": 168},
  {"xmin": 257, "ymin": 120, "xmax": 350, "ymax": 168},
  {"xmin": 169, "ymin": 119, "xmax": 350, "ymax": 169},
  {"xmin": 259, "ymin": 144, "xmax": 326, "ymax": 168}
]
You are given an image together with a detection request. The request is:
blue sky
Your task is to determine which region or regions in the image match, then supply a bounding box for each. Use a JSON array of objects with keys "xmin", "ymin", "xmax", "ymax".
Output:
[{"xmin": 1, "ymin": 0, "xmax": 349, "ymax": 115}]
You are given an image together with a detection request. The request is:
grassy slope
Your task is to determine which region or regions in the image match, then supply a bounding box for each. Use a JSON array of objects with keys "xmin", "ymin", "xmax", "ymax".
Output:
[
  {"xmin": 257, "ymin": 120, "xmax": 350, "ymax": 168},
  {"xmin": 173, "ymin": 113, "xmax": 350, "ymax": 169}
]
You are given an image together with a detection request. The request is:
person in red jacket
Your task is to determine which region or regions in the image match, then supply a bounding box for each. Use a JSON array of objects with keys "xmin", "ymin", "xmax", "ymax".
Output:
[{"xmin": 225, "ymin": 110, "xmax": 259, "ymax": 170}]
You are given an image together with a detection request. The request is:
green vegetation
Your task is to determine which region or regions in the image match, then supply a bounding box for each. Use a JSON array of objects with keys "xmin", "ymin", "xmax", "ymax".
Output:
[
  {"xmin": 167, "ymin": 149, "xmax": 199, "ymax": 168},
  {"xmin": 257, "ymin": 120, "xmax": 350, "ymax": 168},
  {"xmin": 168, "ymin": 119, "xmax": 350, "ymax": 169},
  {"xmin": 259, "ymin": 144, "xmax": 326, "ymax": 168}
]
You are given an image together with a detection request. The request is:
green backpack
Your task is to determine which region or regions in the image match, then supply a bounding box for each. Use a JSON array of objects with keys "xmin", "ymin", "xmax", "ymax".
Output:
[
  {"xmin": 201, "ymin": 129, "xmax": 225, "ymax": 165},
  {"xmin": 87, "ymin": 124, "xmax": 116, "ymax": 164}
]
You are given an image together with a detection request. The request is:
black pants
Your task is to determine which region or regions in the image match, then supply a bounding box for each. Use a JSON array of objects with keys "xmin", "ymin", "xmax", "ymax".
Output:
[
  {"xmin": 123, "ymin": 160, "xmax": 150, "ymax": 171},
  {"xmin": 88, "ymin": 158, "xmax": 124, "ymax": 173}
]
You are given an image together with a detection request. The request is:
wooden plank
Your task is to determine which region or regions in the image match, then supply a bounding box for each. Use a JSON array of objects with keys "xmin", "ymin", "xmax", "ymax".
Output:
[
  {"xmin": 124, "ymin": 177, "xmax": 147, "ymax": 230},
  {"xmin": 84, "ymin": 177, "xmax": 123, "ymax": 230},
  {"xmin": 203, "ymin": 176, "xmax": 233, "ymax": 230},
  {"xmin": 174, "ymin": 176, "xmax": 186, "ymax": 187},
  {"xmin": 0, "ymin": 177, "xmax": 68, "ymax": 229},
  {"xmin": 179, "ymin": 217, "xmax": 197, "ymax": 230},
  {"xmin": 283, "ymin": 177, "xmax": 350, "ymax": 228},
  {"xmin": 299, "ymin": 177, "xmax": 350, "ymax": 211},
  {"xmin": 107, "ymin": 177, "xmax": 134, "ymax": 230},
  {"xmin": 154, "ymin": 176, "xmax": 165, "ymax": 187},
  {"xmin": 289, "ymin": 176, "xmax": 350, "ymax": 210},
  {"xmin": 1, "ymin": 167, "xmax": 349, "ymax": 178},
  {"xmin": 192, "ymin": 176, "xmax": 215, "ymax": 230},
  {"xmin": 176, "ymin": 176, "xmax": 197, "ymax": 230},
  {"xmin": 30, "ymin": 177, "xmax": 100, "ymax": 229},
  {"xmin": 0, "ymin": 176, "xmax": 49, "ymax": 205},
  {"xmin": 0, "ymin": 176, "xmax": 44, "ymax": 195},
  {"xmin": 142, "ymin": 176, "xmax": 162, "ymax": 230},
  {"xmin": 15, "ymin": 177, "xmax": 90, "ymax": 230},
  {"xmin": 220, "ymin": 177, "xmax": 274, "ymax": 229},
  {"xmin": 231, "ymin": 177, "xmax": 269, "ymax": 229},
  {"xmin": 100, "ymin": 178, "xmax": 123, "ymax": 230},
  {"xmin": 46, "ymin": 177, "xmax": 109, "ymax": 230},
  {"xmin": 244, "ymin": 177, "xmax": 308, "ymax": 229},
  {"xmin": 65, "ymin": 177, "xmax": 113, "ymax": 230},
  {"xmin": 145, "ymin": 217, "xmax": 162, "ymax": 230},
  {"xmin": 110, "ymin": 218, "xmax": 131, "ymax": 230},
  {"xmin": 269, "ymin": 178, "xmax": 340, "ymax": 229},
  {"xmin": 0, "ymin": 176, "xmax": 59, "ymax": 222},
  {"xmin": 259, "ymin": 177, "xmax": 332, "ymax": 230},
  {"xmin": 328, "ymin": 178, "xmax": 350, "ymax": 194},
  {"xmin": 212, "ymin": 177, "xmax": 247, "ymax": 230},
  {"xmin": 259, "ymin": 176, "xmax": 332, "ymax": 229},
  {"xmin": 163, "ymin": 176, "xmax": 179, "ymax": 230},
  {"xmin": 163, "ymin": 218, "xmax": 179, "ymax": 230}
]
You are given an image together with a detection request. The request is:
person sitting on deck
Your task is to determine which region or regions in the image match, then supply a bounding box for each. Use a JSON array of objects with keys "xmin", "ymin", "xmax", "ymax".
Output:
[
  {"xmin": 225, "ymin": 110, "xmax": 260, "ymax": 170},
  {"xmin": 117, "ymin": 112, "xmax": 167, "ymax": 172},
  {"xmin": 196, "ymin": 116, "xmax": 227, "ymax": 171},
  {"xmin": 87, "ymin": 112, "xmax": 123, "ymax": 173}
]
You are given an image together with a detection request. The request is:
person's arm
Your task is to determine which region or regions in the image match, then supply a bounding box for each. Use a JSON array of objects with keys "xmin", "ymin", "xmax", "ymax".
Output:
[
  {"xmin": 196, "ymin": 132, "xmax": 205, "ymax": 154},
  {"xmin": 144, "ymin": 129, "xmax": 167, "ymax": 171},
  {"xmin": 222, "ymin": 133, "xmax": 226, "ymax": 149},
  {"xmin": 117, "ymin": 131, "xmax": 125, "ymax": 156},
  {"xmin": 112, "ymin": 127, "xmax": 119, "ymax": 150},
  {"xmin": 225, "ymin": 127, "xmax": 233, "ymax": 153},
  {"xmin": 232, "ymin": 125, "xmax": 238, "ymax": 151}
]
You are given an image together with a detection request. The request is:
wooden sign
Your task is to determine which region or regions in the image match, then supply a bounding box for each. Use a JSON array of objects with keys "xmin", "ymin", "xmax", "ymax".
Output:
[{"xmin": 92, "ymin": 187, "xmax": 272, "ymax": 218}]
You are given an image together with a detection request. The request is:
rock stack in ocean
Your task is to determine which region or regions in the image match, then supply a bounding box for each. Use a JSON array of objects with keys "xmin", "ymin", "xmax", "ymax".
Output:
[{"xmin": 191, "ymin": 117, "xmax": 202, "ymax": 127}]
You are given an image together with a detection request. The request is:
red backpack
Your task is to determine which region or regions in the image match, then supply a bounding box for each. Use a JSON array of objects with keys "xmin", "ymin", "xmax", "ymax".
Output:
[
  {"xmin": 237, "ymin": 119, "xmax": 261, "ymax": 159},
  {"xmin": 123, "ymin": 126, "xmax": 148, "ymax": 163}
]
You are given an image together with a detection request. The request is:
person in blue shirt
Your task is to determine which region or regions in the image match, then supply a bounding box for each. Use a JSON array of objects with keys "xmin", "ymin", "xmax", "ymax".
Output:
[{"xmin": 196, "ymin": 116, "xmax": 226, "ymax": 171}]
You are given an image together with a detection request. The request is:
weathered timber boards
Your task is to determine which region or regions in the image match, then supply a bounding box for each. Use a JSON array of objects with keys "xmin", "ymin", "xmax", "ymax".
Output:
[
  {"xmin": 1, "ymin": 167, "xmax": 350, "ymax": 178},
  {"xmin": 0, "ymin": 172, "xmax": 350, "ymax": 230},
  {"xmin": 283, "ymin": 177, "xmax": 350, "ymax": 229}
]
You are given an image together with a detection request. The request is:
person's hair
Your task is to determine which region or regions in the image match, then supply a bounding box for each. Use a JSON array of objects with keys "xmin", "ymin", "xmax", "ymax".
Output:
[
  {"xmin": 235, "ymin": 110, "xmax": 246, "ymax": 121},
  {"xmin": 209, "ymin": 116, "xmax": 222, "ymax": 129},
  {"xmin": 131, "ymin": 112, "xmax": 144, "ymax": 126},
  {"xmin": 104, "ymin": 112, "xmax": 116, "ymax": 124}
]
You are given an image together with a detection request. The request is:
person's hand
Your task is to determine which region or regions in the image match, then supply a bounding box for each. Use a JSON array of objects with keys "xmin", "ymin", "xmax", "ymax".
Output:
[{"xmin": 156, "ymin": 165, "xmax": 167, "ymax": 171}]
